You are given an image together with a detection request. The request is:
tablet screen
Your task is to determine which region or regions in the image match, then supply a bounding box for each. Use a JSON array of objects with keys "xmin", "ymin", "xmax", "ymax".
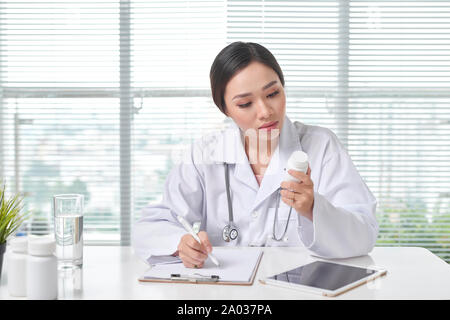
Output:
[{"xmin": 268, "ymin": 261, "xmax": 377, "ymax": 291}]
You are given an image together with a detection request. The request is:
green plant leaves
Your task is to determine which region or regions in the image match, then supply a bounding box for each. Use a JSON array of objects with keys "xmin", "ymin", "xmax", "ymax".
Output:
[{"xmin": 0, "ymin": 183, "xmax": 30, "ymax": 244}]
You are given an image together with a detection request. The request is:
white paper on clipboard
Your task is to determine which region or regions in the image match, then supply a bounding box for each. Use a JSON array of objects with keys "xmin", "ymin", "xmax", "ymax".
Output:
[{"xmin": 139, "ymin": 247, "xmax": 263, "ymax": 284}]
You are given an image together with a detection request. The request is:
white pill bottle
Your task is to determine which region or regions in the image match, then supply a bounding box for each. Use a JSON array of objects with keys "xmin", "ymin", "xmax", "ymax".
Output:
[
  {"xmin": 27, "ymin": 236, "xmax": 58, "ymax": 300},
  {"xmin": 285, "ymin": 151, "xmax": 309, "ymax": 182},
  {"xmin": 7, "ymin": 236, "xmax": 28, "ymax": 297}
]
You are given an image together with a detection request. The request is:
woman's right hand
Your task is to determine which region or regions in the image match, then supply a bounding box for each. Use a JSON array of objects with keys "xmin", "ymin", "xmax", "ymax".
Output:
[{"xmin": 176, "ymin": 231, "xmax": 212, "ymax": 268}]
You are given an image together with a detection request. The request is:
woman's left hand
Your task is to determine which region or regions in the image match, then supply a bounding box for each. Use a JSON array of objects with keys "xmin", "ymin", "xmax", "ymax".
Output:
[{"xmin": 280, "ymin": 167, "xmax": 314, "ymax": 221}]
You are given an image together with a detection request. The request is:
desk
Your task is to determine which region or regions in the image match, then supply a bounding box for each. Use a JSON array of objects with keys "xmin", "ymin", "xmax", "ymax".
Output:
[{"xmin": 1, "ymin": 246, "xmax": 449, "ymax": 299}]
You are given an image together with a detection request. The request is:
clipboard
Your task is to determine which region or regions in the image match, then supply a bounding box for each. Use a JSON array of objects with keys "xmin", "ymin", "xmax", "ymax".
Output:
[{"xmin": 138, "ymin": 248, "xmax": 263, "ymax": 286}]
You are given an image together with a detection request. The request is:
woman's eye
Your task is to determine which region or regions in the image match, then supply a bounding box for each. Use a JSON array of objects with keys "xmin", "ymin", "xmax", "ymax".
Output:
[
  {"xmin": 238, "ymin": 102, "xmax": 251, "ymax": 108},
  {"xmin": 267, "ymin": 90, "xmax": 279, "ymax": 98}
]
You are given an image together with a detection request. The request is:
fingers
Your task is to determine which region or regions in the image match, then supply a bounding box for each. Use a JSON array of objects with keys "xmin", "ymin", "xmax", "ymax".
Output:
[
  {"xmin": 280, "ymin": 190, "xmax": 300, "ymax": 202},
  {"xmin": 289, "ymin": 169, "xmax": 313, "ymax": 185},
  {"xmin": 281, "ymin": 196, "xmax": 295, "ymax": 207},
  {"xmin": 281, "ymin": 191, "xmax": 313, "ymax": 213},
  {"xmin": 281, "ymin": 191, "xmax": 310, "ymax": 203},
  {"xmin": 179, "ymin": 249, "xmax": 206, "ymax": 268},
  {"xmin": 180, "ymin": 255, "xmax": 205, "ymax": 269},
  {"xmin": 280, "ymin": 170, "xmax": 314, "ymax": 214},
  {"xmin": 280, "ymin": 180, "xmax": 310, "ymax": 194},
  {"xmin": 280, "ymin": 188, "xmax": 296, "ymax": 200},
  {"xmin": 281, "ymin": 170, "xmax": 313, "ymax": 192},
  {"xmin": 177, "ymin": 234, "xmax": 209, "ymax": 268},
  {"xmin": 197, "ymin": 231, "xmax": 213, "ymax": 253}
]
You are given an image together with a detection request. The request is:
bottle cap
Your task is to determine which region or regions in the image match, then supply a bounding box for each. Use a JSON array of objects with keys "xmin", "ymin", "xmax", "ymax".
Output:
[
  {"xmin": 9, "ymin": 236, "xmax": 28, "ymax": 253},
  {"xmin": 287, "ymin": 151, "xmax": 309, "ymax": 173},
  {"xmin": 28, "ymin": 236, "xmax": 56, "ymax": 256}
]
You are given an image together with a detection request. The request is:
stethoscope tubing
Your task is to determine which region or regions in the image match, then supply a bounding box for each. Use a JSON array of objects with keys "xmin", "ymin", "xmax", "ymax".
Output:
[
  {"xmin": 223, "ymin": 163, "xmax": 292, "ymax": 242},
  {"xmin": 272, "ymin": 187, "xmax": 293, "ymax": 241},
  {"xmin": 224, "ymin": 163, "xmax": 234, "ymax": 224}
]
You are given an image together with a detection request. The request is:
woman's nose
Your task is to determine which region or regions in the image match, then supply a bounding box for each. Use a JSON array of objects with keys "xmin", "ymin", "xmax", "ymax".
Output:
[{"xmin": 256, "ymin": 99, "xmax": 272, "ymax": 119}]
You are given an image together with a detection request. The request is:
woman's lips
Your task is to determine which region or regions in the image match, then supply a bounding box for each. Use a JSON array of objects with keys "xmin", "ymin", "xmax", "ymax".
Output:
[{"xmin": 259, "ymin": 121, "xmax": 278, "ymax": 130}]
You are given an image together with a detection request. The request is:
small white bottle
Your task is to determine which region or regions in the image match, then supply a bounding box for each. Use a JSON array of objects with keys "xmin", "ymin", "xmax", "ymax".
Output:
[
  {"xmin": 7, "ymin": 236, "xmax": 28, "ymax": 297},
  {"xmin": 27, "ymin": 236, "xmax": 58, "ymax": 300},
  {"xmin": 285, "ymin": 151, "xmax": 309, "ymax": 182}
]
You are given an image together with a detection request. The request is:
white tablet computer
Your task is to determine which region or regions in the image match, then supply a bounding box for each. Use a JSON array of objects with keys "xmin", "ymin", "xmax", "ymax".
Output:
[{"xmin": 261, "ymin": 260, "xmax": 387, "ymax": 297}]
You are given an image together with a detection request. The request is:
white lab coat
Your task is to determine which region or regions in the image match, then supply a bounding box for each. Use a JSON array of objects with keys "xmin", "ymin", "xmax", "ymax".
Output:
[{"xmin": 132, "ymin": 116, "xmax": 378, "ymax": 263}]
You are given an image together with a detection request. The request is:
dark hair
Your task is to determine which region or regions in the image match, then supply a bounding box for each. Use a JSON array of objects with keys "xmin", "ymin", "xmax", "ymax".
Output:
[{"xmin": 209, "ymin": 42, "xmax": 285, "ymax": 115}]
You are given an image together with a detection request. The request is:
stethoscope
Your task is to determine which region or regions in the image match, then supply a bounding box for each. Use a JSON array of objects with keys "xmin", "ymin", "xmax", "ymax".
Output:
[{"xmin": 222, "ymin": 163, "xmax": 293, "ymax": 243}]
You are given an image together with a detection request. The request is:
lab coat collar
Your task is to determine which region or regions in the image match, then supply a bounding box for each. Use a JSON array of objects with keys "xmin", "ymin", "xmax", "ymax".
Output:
[
  {"xmin": 210, "ymin": 119, "xmax": 260, "ymax": 191},
  {"xmin": 209, "ymin": 119, "xmax": 247, "ymax": 165},
  {"xmin": 210, "ymin": 116, "xmax": 303, "ymax": 204}
]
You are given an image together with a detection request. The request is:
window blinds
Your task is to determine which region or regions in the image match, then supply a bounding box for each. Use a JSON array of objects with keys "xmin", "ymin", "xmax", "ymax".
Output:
[
  {"xmin": 226, "ymin": 0, "xmax": 449, "ymax": 261},
  {"xmin": 0, "ymin": 0, "xmax": 448, "ymax": 262},
  {"xmin": 347, "ymin": 1, "xmax": 450, "ymax": 262},
  {"xmin": 0, "ymin": 0, "xmax": 121, "ymax": 244},
  {"xmin": 129, "ymin": 1, "xmax": 227, "ymax": 245}
]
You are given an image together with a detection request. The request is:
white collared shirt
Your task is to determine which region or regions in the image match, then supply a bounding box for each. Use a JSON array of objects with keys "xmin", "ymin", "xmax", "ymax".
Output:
[{"xmin": 132, "ymin": 116, "xmax": 378, "ymax": 263}]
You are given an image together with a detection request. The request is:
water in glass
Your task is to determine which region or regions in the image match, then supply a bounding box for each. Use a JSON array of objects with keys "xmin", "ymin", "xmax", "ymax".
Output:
[{"xmin": 53, "ymin": 194, "xmax": 84, "ymax": 269}]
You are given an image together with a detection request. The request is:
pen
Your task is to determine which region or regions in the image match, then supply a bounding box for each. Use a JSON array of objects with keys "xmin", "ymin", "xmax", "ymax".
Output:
[{"xmin": 176, "ymin": 215, "xmax": 220, "ymax": 267}]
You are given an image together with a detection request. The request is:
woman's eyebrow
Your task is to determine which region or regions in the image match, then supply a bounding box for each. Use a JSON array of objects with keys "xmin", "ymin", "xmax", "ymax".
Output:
[
  {"xmin": 262, "ymin": 80, "xmax": 278, "ymax": 90},
  {"xmin": 232, "ymin": 80, "xmax": 279, "ymax": 101},
  {"xmin": 232, "ymin": 92, "xmax": 252, "ymax": 101}
]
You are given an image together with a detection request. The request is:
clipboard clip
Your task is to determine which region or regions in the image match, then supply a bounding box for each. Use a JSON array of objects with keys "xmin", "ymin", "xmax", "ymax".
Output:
[{"xmin": 171, "ymin": 273, "xmax": 220, "ymax": 283}]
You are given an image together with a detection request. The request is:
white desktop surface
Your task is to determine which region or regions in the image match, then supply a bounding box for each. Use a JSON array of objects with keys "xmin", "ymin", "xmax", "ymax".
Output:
[{"xmin": 1, "ymin": 246, "xmax": 449, "ymax": 300}]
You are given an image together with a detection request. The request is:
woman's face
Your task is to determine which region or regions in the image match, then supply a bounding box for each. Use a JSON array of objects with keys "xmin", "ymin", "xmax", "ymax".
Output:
[{"xmin": 223, "ymin": 61, "xmax": 286, "ymax": 140}]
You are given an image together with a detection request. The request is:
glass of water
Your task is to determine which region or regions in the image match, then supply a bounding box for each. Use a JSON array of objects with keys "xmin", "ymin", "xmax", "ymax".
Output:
[{"xmin": 53, "ymin": 194, "xmax": 84, "ymax": 270}]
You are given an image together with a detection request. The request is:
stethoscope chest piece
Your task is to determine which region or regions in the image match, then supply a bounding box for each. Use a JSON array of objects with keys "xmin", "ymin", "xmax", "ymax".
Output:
[{"xmin": 222, "ymin": 223, "xmax": 239, "ymax": 242}]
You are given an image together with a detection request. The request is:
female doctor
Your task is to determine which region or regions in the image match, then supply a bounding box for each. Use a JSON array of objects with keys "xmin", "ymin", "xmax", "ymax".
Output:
[{"xmin": 132, "ymin": 42, "xmax": 378, "ymax": 268}]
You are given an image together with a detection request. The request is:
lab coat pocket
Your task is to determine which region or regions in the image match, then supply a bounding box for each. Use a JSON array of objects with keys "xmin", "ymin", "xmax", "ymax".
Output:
[{"xmin": 266, "ymin": 205, "xmax": 300, "ymax": 247}]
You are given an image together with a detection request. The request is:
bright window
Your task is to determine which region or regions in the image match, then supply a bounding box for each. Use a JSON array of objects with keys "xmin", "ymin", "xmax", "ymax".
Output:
[{"xmin": 0, "ymin": 1, "xmax": 448, "ymax": 262}]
